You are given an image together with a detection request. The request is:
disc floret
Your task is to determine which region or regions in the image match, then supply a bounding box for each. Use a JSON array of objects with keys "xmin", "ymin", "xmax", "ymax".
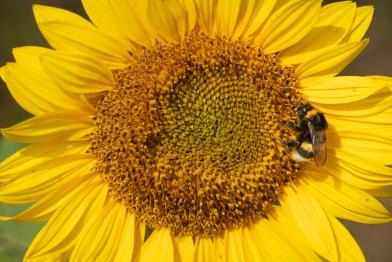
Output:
[{"xmin": 91, "ymin": 33, "xmax": 304, "ymax": 236}]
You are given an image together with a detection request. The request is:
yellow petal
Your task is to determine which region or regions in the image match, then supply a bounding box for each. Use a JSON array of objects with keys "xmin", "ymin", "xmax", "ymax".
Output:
[
  {"xmin": 268, "ymin": 206, "xmax": 321, "ymax": 261},
  {"xmin": 329, "ymin": 216, "xmax": 365, "ymax": 262},
  {"xmin": 236, "ymin": 0, "xmax": 276, "ymax": 40},
  {"xmin": 337, "ymin": 148, "xmax": 392, "ymax": 167},
  {"xmin": 12, "ymin": 46, "xmax": 52, "ymax": 71},
  {"xmin": 0, "ymin": 156, "xmax": 94, "ymax": 204},
  {"xmin": 0, "ymin": 167, "xmax": 93, "ymax": 221},
  {"xmin": 41, "ymin": 51, "xmax": 113, "ymax": 94},
  {"xmin": 24, "ymin": 180, "xmax": 107, "ymax": 260},
  {"xmin": 327, "ymin": 112, "xmax": 392, "ymax": 136},
  {"xmin": 173, "ymin": 236, "xmax": 194, "ymax": 262},
  {"xmin": 241, "ymin": 226, "xmax": 270, "ymax": 262},
  {"xmin": 330, "ymin": 127, "xmax": 392, "ymax": 146},
  {"xmin": 1, "ymin": 111, "xmax": 94, "ymax": 143},
  {"xmin": 71, "ymin": 201, "xmax": 127, "ymax": 261},
  {"xmin": 33, "ymin": 4, "xmax": 131, "ymax": 67},
  {"xmin": 255, "ymin": 0, "xmax": 322, "ymax": 54},
  {"xmin": 195, "ymin": 0, "xmax": 216, "ymax": 35},
  {"xmin": 139, "ymin": 229, "xmax": 174, "ymax": 262},
  {"xmin": 0, "ymin": 140, "xmax": 89, "ymax": 180},
  {"xmin": 316, "ymin": 155, "xmax": 392, "ymax": 189},
  {"xmin": 328, "ymin": 108, "xmax": 392, "ymax": 125},
  {"xmin": 113, "ymin": 213, "xmax": 138, "ymax": 262},
  {"xmin": 132, "ymin": 221, "xmax": 146, "ymax": 262},
  {"xmin": 242, "ymin": 218, "xmax": 314, "ymax": 262},
  {"xmin": 337, "ymin": 161, "xmax": 392, "ymax": 186},
  {"xmin": 165, "ymin": 0, "xmax": 197, "ymax": 40},
  {"xmin": 330, "ymin": 153, "xmax": 392, "ymax": 180},
  {"xmin": 133, "ymin": 0, "xmax": 196, "ymax": 43},
  {"xmin": 183, "ymin": 0, "xmax": 197, "ymax": 36},
  {"xmin": 81, "ymin": 0, "xmax": 154, "ymax": 49},
  {"xmin": 193, "ymin": 238, "xmax": 214, "ymax": 262},
  {"xmin": 212, "ymin": 236, "xmax": 225, "ymax": 262},
  {"xmin": 342, "ymin": 6, "xmax": 374, "ymax": 43},
  {"xmin": 1, "ymin": 63, "xmax": 94, "ymax": 115},
  {"xmin": 370, "ymin": 75, "xmax": 392, "ymax": 91},
  {"xmin": 285, "ymin": 185, "xmax": 338, "ymax": 261},
  {"xmin": 11, "ymin": 46, "xmax": 97, "ymax": 113},
  {"xmin": 280, "ymin": 1, "xmax": 356, "ymax": 65},
  {"xmin": 313, "ymin": 88, "xmax": 392, "ymax": 117},
  {"xmin": 331, "ymin": 136, "xmax": 392, "ymax": 166},
  {"xmin": 23, "ymin": 252, "xmax": 69, "ymax": 262},
  {"xmin": 224, "ymin": 229, "xmax": 246, "ymax": 262},
  {"xmin": 296, "ymin": 40, "xmax": 368, "ymax": 85},
  {"xmin": 299, "ymin": 76, "xmax": 385, "ymax": 104},
  {"xmin": 136, "ymin": 0, "xmax": 177, "ymax": 42},
  {"xmin": 215, "ymin": 0, "xmax": 242, "ymax": 38},
  {"xmin": 303, "ymin": 170, "xmax": 392, "ymax": 224},
  {"xmin": 0, "ymin": 66, "xmax": 5, "ymax": 79},
  {"xmin": 330, "ymin": 112, "xmax": 392, "ymax": 138}
]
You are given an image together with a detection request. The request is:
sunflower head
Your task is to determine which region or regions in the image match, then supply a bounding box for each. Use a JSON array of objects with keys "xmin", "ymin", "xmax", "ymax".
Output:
[
  {"xmin": 91, "ymin": 32, "xmax": 306, "ymax": 236},
  {"xmin": 0, "ymin": 0, "xmax": 391, "ymax": 261}
]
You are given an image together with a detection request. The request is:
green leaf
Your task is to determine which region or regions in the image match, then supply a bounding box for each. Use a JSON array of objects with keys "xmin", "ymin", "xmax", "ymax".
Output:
[
  {"xmin": 0, "ymin": 220, "xmax": 44, "ymax": 261},
  {"xmin": 0, "ymin": 138, "xmax": 26, "ymax": 161}
]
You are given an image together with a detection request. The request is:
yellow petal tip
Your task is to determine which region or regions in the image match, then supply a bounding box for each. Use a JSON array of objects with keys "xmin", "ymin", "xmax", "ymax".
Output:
[
  {"xmin": 33, "ymin": 4, "xmax": 60, "ymax": 24},
  {"xmin": 0, "ymin": 66, "xmax": 5, "ymax": 80}
]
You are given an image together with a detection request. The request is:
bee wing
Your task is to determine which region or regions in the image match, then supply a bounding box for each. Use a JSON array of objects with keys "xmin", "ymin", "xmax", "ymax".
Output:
[
  {"xmin": 314, "ymin": 139, "xmax": 327, "ymax": 167},
  {"xmin": 307, "ymin": 121, "xmax": 327, "ymax": 167}
]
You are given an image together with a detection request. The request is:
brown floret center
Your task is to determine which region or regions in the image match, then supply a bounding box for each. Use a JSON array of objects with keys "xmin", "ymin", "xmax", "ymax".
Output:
[{"xmin": 91, "ymin": 33, "xmax": 304, "ymax": 237}]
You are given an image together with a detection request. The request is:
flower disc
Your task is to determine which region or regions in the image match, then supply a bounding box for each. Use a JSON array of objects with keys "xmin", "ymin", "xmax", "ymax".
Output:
[{"xmin": 91, "ymin": 33, "xmax": 306, "ymax": 236}]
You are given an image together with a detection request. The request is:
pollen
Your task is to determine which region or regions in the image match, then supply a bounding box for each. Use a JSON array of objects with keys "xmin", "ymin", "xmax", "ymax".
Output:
[{"xmin": 90, "ymin": 33, "xmax": 305, "ymax": 237}]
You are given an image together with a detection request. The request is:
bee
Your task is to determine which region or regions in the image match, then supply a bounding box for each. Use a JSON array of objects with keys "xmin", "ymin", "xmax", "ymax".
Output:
[{"xmin": 283, "ymin": 103, "xmax": 328, "ymax": 167}]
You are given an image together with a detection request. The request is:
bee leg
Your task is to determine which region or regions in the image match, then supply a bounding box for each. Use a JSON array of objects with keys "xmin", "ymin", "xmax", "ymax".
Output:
[
  {"xmin": 297, "ymin": 130, "xmax": 311, "ymax": 144},
  {"xmin": 282, "ymin": 120, "xmax": 300, "ymax": 131},
  {"xmin": 280, "ymin": 139, "xmax": 300, "ymax": 150}
]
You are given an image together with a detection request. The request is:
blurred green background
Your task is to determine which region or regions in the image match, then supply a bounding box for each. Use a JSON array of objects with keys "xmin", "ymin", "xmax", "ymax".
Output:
[{"xmin": 0, "ymin": 0, "xmax": 391, "ymax": 261}]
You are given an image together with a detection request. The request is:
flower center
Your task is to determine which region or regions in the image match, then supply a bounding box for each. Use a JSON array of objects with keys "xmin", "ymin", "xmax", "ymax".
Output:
[{"xmin": 91, "ymin": 33, "xmax": 304, "ymax": 237}]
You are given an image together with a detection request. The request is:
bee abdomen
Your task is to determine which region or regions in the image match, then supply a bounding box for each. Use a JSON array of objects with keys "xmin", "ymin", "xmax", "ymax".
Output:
[
  {"xmin": 290, "ymin": 142, "xmax": 314, "ymax": 162},
  {"xmin": 297, "ymin": 146, "xmax": 314, "ymax": 159}
]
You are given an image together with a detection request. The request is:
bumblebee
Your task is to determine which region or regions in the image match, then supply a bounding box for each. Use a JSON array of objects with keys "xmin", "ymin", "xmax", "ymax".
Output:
[{"xmin": 283, "ymin": 103, "xmax": 328, "ymax": 167}]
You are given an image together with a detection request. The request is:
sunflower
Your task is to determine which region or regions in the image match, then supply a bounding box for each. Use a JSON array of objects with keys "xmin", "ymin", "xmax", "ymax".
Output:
[{"xmin": 0, "ymin": 0, "xmax": 391, "ymax": 261}]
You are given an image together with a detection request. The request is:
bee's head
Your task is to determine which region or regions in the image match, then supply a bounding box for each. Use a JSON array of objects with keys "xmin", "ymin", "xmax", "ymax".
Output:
[{"xmin": 297, "ymin": 103, "xmax": 313, "ymax": 119}]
